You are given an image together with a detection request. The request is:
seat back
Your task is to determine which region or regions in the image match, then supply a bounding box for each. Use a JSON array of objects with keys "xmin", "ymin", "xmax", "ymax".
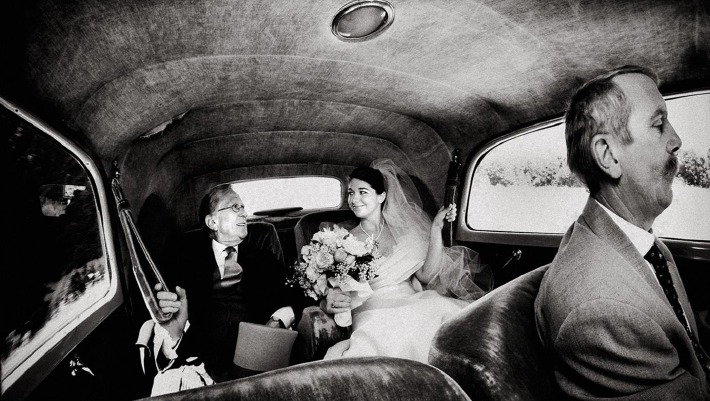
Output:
[
  {"xmin": 139, "ymin": 357, "xmax": 471, "ymax": 401},
  {"xmin": 429, "ymin": 265, "xmax": 560, "ymax": 400},
  {"xmin": 293, "ymin": 209, "xmax": 358, "ymax": 254}
]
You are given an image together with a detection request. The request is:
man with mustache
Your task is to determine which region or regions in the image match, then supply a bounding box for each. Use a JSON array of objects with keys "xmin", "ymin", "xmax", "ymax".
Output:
[{"xmin": 535, "ymin": 66, "xmax": 710, "ymax": 399}]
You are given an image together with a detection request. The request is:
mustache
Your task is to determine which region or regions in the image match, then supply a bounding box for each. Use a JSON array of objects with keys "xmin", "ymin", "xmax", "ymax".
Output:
[{"xmin": 663, "ymin": 155, "xmax": 678, "ymax": 177}]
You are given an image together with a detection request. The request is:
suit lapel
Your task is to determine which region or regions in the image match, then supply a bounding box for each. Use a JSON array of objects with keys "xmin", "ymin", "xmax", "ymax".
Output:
[
  {"xmin": 236, "ymin": 231, "xmax": 254, "ymax": 281},
  {"xmin": 205, "ymin": 235, "xmax": 220, "ymax": 279},
  {"xmin": 580, "ymin": 198, "xmax": 667, "ymax": 304}
]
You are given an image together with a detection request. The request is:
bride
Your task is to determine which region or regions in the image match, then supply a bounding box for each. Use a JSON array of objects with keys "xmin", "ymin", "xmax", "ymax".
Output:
[{"xmin": 321, "ymin": 159, "xmax": 491, "ymax": 363}]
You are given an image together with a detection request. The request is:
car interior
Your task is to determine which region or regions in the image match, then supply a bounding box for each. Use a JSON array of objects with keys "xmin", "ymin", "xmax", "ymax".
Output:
[{"xmin": 1, "ymin": 0, "xmax": 709, "ymax": 400}]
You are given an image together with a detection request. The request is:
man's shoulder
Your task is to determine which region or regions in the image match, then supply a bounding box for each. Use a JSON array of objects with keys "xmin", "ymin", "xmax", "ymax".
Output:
[
  {"xmin": 549, "ymin": 219, "xmax": 603, "ymax": 271},
  {"xmin": 539, "ymin": 221, "xmax": 614, "ymax": 302},
  {"xmin": 538, "ymin": 216, "xmax": 645, "ymax": 316}
]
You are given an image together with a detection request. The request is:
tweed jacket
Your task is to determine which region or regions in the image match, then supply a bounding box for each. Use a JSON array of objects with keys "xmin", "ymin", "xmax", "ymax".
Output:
[{"xmin": 535, "ymin": 197, "xmax": 709, "ymax": 400}]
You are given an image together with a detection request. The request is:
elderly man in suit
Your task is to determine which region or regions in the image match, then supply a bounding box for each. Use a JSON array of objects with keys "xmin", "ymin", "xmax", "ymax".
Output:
[
  {"xmin": 151, "ymin": 184, "xmax": 307, "ymax": 393},
  {"xmin": 535, "ymin": 65, "xmax": 710, "ymax": 400}
]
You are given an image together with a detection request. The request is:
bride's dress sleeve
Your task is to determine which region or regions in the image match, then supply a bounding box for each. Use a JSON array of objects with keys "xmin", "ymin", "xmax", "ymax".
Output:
[
  {"xmin": 426, "ymin": 244, "xmax": 492, "ymax": 300},
  {"xmin": 371, "ymin": 158, "xmax": 493, "ymax": 301}
]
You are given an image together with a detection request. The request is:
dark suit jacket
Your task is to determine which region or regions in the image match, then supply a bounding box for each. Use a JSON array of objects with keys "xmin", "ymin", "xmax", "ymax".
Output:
[
  {"xmin": 535, "ymin": 197, "xmax": 709, "ymax": 400},
  {"xmin": 162, "ymin": 222, "xmax": 307, "ymax": 381}
]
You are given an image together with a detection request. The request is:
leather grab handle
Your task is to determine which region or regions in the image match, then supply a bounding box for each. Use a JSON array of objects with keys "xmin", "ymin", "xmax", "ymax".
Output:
[
  {"xmin": 442, "ymin": 149, "xmax": 461, "ymax": 247},
  {"xmin": 111, "ymin": 169, "xmax": 173, "ymax": 323}
]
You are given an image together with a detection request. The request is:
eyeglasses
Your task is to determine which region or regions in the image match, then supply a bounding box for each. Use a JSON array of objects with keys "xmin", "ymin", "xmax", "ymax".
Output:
[{"xmin": 214, "ymin": 204, "xmax": 245, "ymax": 214}]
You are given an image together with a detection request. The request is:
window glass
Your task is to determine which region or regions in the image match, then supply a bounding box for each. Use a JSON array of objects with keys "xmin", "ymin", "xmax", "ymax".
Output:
[
  {"xmin": 2, "ymin": 107, "xmax": 111, "ymax": 387},
  {"xmin": 232, "ymin": 176, "xmax": 343, "ymax": 216},
  {"xmin": 466, "ymin": 92, "xmax": 710, "ymax": 241}
]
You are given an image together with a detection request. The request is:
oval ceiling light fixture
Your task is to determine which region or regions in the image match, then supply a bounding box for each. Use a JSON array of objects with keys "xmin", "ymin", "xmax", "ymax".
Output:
[{"xmin": 331, "ymin": 0, "xmax": 394, "ymax": 42}]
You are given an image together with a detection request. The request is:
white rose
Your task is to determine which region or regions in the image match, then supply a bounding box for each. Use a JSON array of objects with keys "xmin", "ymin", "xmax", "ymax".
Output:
[
  {"xmin": 305, "ymin": 265, "xmax": 320, "ymax": 282},
  {"xmin": 315, "ymin": 251, "xmax": 335, "ymax": 269}
]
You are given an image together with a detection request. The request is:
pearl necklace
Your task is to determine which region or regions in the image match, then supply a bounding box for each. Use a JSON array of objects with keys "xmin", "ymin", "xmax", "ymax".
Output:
[{"xmin": 359, "ymin": 220, "xmax": 385, "ymax": 242}]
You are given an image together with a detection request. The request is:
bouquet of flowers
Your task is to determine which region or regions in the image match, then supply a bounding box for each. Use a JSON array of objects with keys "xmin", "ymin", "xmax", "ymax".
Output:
[{"xmin": 287, "ymin": 224, "xmax": 382, "ymax": 326}]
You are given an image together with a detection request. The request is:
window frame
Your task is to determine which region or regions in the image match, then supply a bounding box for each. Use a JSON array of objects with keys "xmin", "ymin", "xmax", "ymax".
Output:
[
  {"xmin": 1, "ymin": 98, "xmax": 123, "ymax": 401},
  {"xmin": 458, "ymin": 118, "xmax": 567, "ymax": 248},
  {"xmin": 456, "ymin": 89, "xmax": 710, "ymax": 261}
]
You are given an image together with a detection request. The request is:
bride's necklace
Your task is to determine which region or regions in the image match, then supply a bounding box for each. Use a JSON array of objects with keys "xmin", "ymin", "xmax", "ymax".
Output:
[{"xmin": 360, "ymin": 220, "xmax": 385, "ymax": 242}]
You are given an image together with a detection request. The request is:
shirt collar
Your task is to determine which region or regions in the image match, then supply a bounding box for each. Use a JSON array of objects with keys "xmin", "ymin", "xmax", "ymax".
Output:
[
  {"xmin": 212, "ymin": 240, "xmax": 238, "ymax": 279},
  {"xmin": 594, "ymin": 199, "xmax": 657, "ymax": 256},
  {"xmin": 212, "ymin": 240, "xmax": 238, "ymax": 257}
]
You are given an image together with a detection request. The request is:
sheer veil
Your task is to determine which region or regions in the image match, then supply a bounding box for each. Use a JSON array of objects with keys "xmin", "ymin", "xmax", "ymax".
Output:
[{"xmin": 372, "ymin": 159, "xmax": 491, "ymax": 301}]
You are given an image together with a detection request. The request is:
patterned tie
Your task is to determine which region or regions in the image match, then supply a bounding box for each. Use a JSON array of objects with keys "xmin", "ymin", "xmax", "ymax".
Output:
[
  {"xmin": 220, "ymin": 246, "xmax": 243, "ymax": 288},
  {"xmin": 645, "ymin": 243, "xmax": 710, "ymax": 378}
]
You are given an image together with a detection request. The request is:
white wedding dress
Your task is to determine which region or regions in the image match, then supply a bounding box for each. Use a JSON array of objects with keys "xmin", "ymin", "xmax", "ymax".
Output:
[{"xmin": 323, "ymin": 233, "xmax": 469, "ymax": 363}]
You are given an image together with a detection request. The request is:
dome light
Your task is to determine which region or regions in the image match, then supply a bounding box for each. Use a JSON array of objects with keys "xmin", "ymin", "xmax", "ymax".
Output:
[{"xmin": 331, "ymin": 1, "xmax": 394, "ymax": 42}]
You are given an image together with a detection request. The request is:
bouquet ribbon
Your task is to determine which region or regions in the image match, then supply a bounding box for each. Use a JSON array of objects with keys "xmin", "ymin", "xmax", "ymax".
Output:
[{"xmin": 328, "ymin": 276, "xmax": 373, "ymax": 327}]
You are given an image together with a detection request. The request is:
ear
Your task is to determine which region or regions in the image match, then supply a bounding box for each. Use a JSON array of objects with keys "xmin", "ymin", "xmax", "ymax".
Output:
[
  {"xmin": 204, "ymin": 213, "xmax": 217, "ymax": 231},
  {"xmin": 591, "ymin": 134, "xmax": 621, "ymax": 179},
  {"xmin": 377, "ymin": 191, "xmax": 386, "ymax": 204}
]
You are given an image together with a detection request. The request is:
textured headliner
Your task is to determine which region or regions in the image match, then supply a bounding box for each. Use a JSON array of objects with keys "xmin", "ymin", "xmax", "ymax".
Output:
[{"xmin": 2, "ymin": 0, "xmax": 708, "ymax": 222}]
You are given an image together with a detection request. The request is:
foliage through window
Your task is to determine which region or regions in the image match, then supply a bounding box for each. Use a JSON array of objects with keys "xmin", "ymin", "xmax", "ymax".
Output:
[{"xmin": 466, "ymin": 91, "xmax": 710, "ymax": 241}]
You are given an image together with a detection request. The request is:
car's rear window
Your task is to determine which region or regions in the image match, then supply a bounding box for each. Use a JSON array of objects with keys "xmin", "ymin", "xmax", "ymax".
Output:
[
  {"xmin": 466, "ymin": 91, "xmax": 710, "ymax": 241},
  {"xmin": 232, "ymin": 176, "xmax": 343, "ymax": 216}
]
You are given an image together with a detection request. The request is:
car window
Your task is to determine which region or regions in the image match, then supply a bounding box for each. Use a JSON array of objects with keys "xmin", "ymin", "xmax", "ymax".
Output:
[
  {"xmin": 2, "ymin": 101, "xmax": 121, "ymax": 399},
  {"xmin": 232, "ymin": 176, "xmax": 343, "ymax": 216},
  {"xmin": 465, "ymin": 91, "xmax": 710, "ymax": 241}
]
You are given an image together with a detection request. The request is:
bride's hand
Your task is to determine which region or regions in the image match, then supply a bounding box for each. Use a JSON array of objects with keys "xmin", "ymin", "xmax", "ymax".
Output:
[
  {"xmin": 320, "ymin": 288, "xmax": 352, "ymax": 314},
  {"xmin": 432, "ymin": 203, "xmax": 457, "ymax": 231}
]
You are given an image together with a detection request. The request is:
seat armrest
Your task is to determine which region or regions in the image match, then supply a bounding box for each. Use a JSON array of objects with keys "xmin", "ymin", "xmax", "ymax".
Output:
[{"xmin": 295, "ymin": 306, "xmax": 351, "ymax": 362}]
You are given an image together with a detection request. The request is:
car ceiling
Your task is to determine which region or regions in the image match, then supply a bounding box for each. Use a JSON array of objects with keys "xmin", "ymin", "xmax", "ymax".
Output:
[{"xmin": 2, "ymin": 0, "xmax": 708, "ymax": 228}]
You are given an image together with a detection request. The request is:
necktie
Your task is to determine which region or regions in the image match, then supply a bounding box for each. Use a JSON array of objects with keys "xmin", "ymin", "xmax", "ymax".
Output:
[
  {"xmin": 645, "ymin": 243, "xmax": 710, "ymax": 378},
  {"xmin": 220, "ymin": 246, "xmax": 243, "ymax": 288}
]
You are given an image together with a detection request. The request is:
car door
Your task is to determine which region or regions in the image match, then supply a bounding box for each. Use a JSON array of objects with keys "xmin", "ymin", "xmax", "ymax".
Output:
[{"xmin": 1, "ymin": 98, "xmax": 149, "ymax": 401}]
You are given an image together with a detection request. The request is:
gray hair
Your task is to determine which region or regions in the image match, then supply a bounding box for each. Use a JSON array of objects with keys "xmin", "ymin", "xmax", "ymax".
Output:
[{"xmin": 565, "ymin": 65, "xmax": 658, "ymax": 194}]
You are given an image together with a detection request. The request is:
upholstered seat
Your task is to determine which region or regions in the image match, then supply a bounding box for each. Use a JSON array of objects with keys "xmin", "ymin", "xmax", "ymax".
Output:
[
  {"xmin": 292, "ymin": 209, "xmax": 358, "ymax": 253},
  {"xmin": 289, "ymin": 211, "xmax": 561, "ymax": 400},
  {"xmin": 137, "ymin": 357, "xmax": 472, "ymax": 401},
  {"xmin": 429, "ymin": 265, "xmax": 560, "ymax": 400}
]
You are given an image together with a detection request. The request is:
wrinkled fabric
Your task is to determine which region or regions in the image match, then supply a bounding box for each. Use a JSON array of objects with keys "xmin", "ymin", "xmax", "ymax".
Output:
[
  {"xmin": 324, "ymin": 235, "xmax": 469, "ymax": 363},
  {"xmin": 151, "ymin": 362, "xmax": 215, "ymax": 396},
  {"xmin": 372, "ymin": 159, "xmax": 490, "ymax": 300}
]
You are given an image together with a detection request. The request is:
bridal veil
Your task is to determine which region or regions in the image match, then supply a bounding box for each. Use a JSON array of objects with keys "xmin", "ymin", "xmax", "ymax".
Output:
[{"xmin": 371, "ymin": 159, "xmax": 491, "ymax": 301}]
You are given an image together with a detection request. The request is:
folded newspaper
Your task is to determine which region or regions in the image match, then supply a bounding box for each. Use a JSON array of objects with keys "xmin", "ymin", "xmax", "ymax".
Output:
[{"xmin": 233, "ymin": 322, "xmax": 298, "ymax": 372}]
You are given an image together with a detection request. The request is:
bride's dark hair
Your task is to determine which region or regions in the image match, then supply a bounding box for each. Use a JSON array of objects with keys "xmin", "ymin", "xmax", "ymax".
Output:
[{"xmin": 349, "ymin": 167, "xmax": 386, "ymax": 194}]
